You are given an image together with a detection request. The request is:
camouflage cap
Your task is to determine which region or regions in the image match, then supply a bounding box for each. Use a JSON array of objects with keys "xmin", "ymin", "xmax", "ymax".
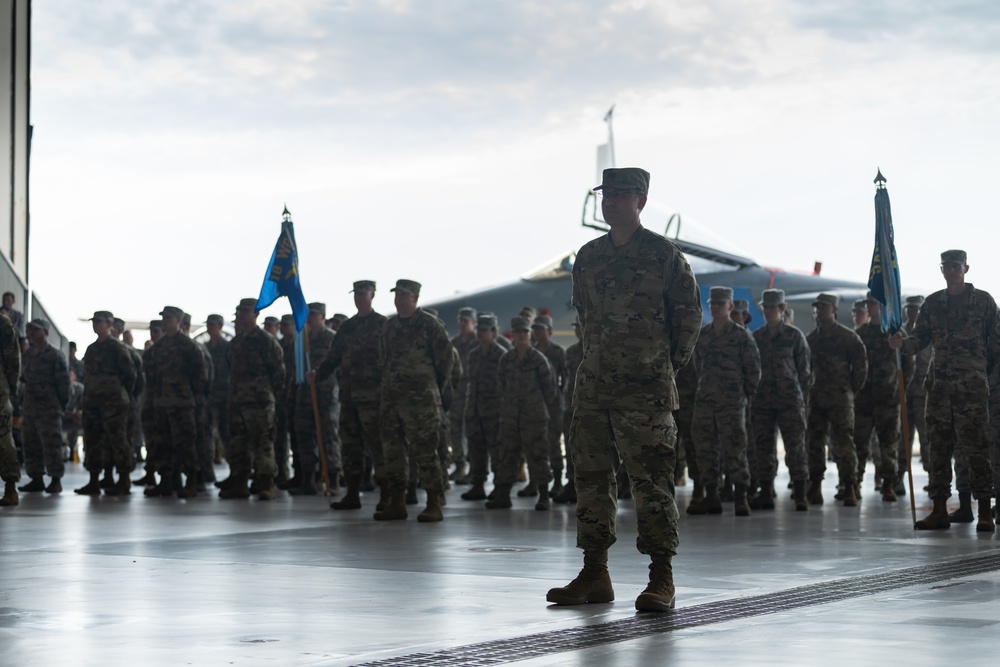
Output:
[
  {"xmin": 531, "ymin": 315, "xmax": 553, "ymax": 330},
  {"xmin": 148, "ymin": 319, "xmax": 163, "ymax": 331},
  {"xmin": 733, "ymin": 299, "xmax": 749, "ymax": 313},
  {"xmin": 89, "ymin": 310, "xmax": 115, "ymax": 322},
  {"xmin": 510, "ymin": 316, "xmax": 531, "ymax": 333},
  {"xmin": 423, "ymin": 307, "xmax": 439, "ymax": 318},
  {"xmin": 593, "ymin": 167, "xmax": 650, "ymax": 194},
  {"xmin": 351, "ymin": 280, "xmax": 376, "ymax": 293},
  {"xmin": 905, "ymin": 295, "xmax": 925, "ymax": 307},
  {"xmin": 280, "ymin": 314, "xmax": 294, "ymax": 325},
  {"xmin": 236, "ymin": 298, "xmax": 258, "ymax": 311},
  {"xmin": 476, "ymin": 314, "xmax": 497, "ymax": 331},
  {"xmin": 853, "ymin": 299, "xmax": 868, "ymax": 312},
  {"xmin": 113, "ymin": 317, "xmax": 126, "ymax": 331},
  {"xmin": 263, "ymin": 316, "xmax": 279, "ymax": 327},
  {"xmin": 760, "ymin": 289, "xmax": 785, "ymax": 307},
  {"xmin": 391, "ymin": 279, "xmax": 421, "ymax": 295},
  {"xmin": 159, "ymin": 306, "xmax": 183, "ymax": 319},
  {"xmin": 519, "ymin": 306, "xmax": 537, "ymax": 319},
  {"xmin": 308, "ymin": 302, "xmax": 326, "ymax": 315},
  {"xmin": 206, "ymin": 314, "xmax": 225, "ymax": 325},
  {"xmin": 941, "ymin": 249, "xmax": 967, "ymax": 265},
  {"xmin": 708, "ymin": 286, "xmax": 734, "ymax": 303},
  {"xmin": 812, "ymin": 293, "xmax": 839, "ymax": 307},
  {"xmin": 181, "ymin": 313, "xmax": 192, "ymax": 326},
  {"xmin": 332, "ymin": 313, "xmax": 348, "ymax": 322},
  {"xmin": 458, "ymin": 307, "xmax": 477, "ymax": 321},
  {"xmin": 26, "ymin": 318, "xmax": 50, "ymax": 333}
]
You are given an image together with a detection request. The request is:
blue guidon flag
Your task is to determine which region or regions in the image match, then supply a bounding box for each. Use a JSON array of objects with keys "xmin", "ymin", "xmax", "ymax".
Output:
[
  {"xmin": 867, "ymin": 170, "xmax": 903, "ymax": 334},
  {"xmin": 257, "ymin": 206, "xmax": 309, "ymax": 381}
]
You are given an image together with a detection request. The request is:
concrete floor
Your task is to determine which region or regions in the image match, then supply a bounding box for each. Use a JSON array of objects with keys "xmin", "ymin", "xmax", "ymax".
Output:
[{"xmin": 1, "ymin": 460, "xmax": 997, "ymax": 666}]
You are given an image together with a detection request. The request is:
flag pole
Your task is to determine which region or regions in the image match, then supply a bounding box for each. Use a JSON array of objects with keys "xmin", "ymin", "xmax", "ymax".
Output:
[
  {"xmin": 895, "ymin": 348, "xmax": 917, "ymax": 526},
  {"xmin": 302, "ymin": 329, "xmax": 331, "ymax": 496}
]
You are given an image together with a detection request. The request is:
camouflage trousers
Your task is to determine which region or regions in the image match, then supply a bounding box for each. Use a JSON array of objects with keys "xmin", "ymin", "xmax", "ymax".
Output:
[
  {"xmin": 752, "ymin": 402, "xmax": 808, "ymax": 483},
  {"xmin": 140, "ymin": 403, "xmax": 158, "ymax": 472},
  {"xmin": 447, "ymin": 392, "xmax": 468, "ymax": 465},
  {"xmin": 548, "ymin": 405, "xmax": 564, "ymax": 478},
  {"xmin": 496, "ymin": 415, "xmax": 550, "ymax": 488},
  {"xmin": 674, "ymin": 403, "xmax": 697, "ymax": 487},
  {"xmin": 293, "ymin": 381, "xmax": 338, "ymax": 474},
  {"xmin": 854, "ymin": 396, "xmax": 900, "ymax": 482},
  {"xmin": 563, "ymin": 407, "xmax": 576, "ymax": 481},
  {"xmin": 807, "ymin": 396, "xmax": 857, "ymax": 483},
  {"xmin": 925, "ymin": 389, "xmax": 994, "ymax": 500},
  {"xmin": 210, "ymin": 395, "xmax": 231, "ymax": 458},
  {"xmin": 228, "ymin": 402, "xmax": 277, "ymax": 480},
  {"xmin": 692, "ymin": 404, "xmax": 751, "ymax": 491},
  {"xmin": 340, "ymin": 402, "xmax": 382, "ymax": 486},
  {"xmin": 990, "ymin": 391, "xmax": 1000, "ymax": 493},
  {"xmin": 196, "ymin": 396, "xmax": 214, "ymax": 479},
  {"xmin": 129, "ymin": 397, "xmax": 143, "ymax": 468},
  {"xmin": 273, "ymin": 400, "xmax": 289, "ymax": 479},
  {"xmin": 571, "ymin": 408, "xmax": 679, "ymax": 557},
  {"xmin": 465, "ymin": 414, "xmax": 499, "ymax": 486},
  {"xmin": 83, "ymin": 401, "xmax": 131, "ymax": 474},
  {"xmin": 380, "ymin": 400, "xmax": 443, "ymax": 491},
  {"xmin": 0, "ymin": 398, "xmax": 20, "ymax": 483},
  {"xmin": 285, "ymin": 387, "xmax": 299, "ymax": 474},
  {"xmin": 906, "ymin": 389, "xmax": 927, "ymax": 471},
  {"xmin": 22, "ymin": 409, "xmax": 65, "ymax": 480},
  {"xmin": 153, "ymin": 405, "xmax": 199, "ymax": 477}
]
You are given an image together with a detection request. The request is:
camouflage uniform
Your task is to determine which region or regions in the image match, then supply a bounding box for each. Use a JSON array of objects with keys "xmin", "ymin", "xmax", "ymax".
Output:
[
  {"xmin": 853, "ymin": 322, "xmax": 913, "ymax": 484},
  {"xmin": 315, "ymin": 309, "xmax": 387, "ymax": 488},
  {"xmin": 904, "ymin": 314, "xmax": 931, "ymax": 468},
  {"xmin": 228, "ymin": 325, "xmax": 285, "ymax": 480},
  {"xmin": 83, "ymin": 337, "xmax": 136, "ymax": 474},
  {"xmin": 571, "ymin": 225, "xmax": 701, "ymax": 556},
  {"xmin": 691, "ymin": 319, "xmax": 761, "ymax": 492},
  {"xmin": 448, "ymin": 327, "xmax": 477, "ymax": 467},
  {"xmin": 905, "ymin": 283, "xmax": 1000, "ymax": 501},
  {"xmin": 495, "ymin": 342, "xmax": 558, "ymax": 488},
  {"xmin": 806, "ymin": 321, "xmax": 867, "ymax": 484},
  {"xmin": 63, "ymin": 379, "xmax": 83, "ymax": 459},
  {"xmin": 379, "ymin": 308, "xmax": 453, "ymax": 492},
  {"xmin": 205, "ymin": 335, "xmax": 232, "ymax": 461},
  {"xmin": 563, "ymin": 338, "xmax": 584, "ymax": 483},
  {"xmin": 150, "ymin": 331, "xmax": 206, "ymax": 479},
  {"xmin": 279, "ymin": 329, "xmax": 298, "ymax": 480},
  {"xmin": 752, "ymin": 320, "xmax": 810, "ymax": 484},
  {"xmin": 0, "ymin": 313, "xmax": 20, "ymax": 484},
  {"xmin": 21, "ymin": 338, "xmax": 70, "ymax": 480},
  {"xmin": 294, "ymin": 324, "xmax": 338, "ymax": 477},
  {"xmin": 123, "ymin": 343, "xmax": 144, "ymax": 470},
  {"xmin": 465, "ymin": 335, "xmax": 506, "ymax": 486},
  {"xmin": 192, "ymin": 337, "xmax": 215, "ymax": 480},
  {"xmin": 139, "ymin": 343, "xmax": 158, "ymax": 474},
  {"xmin": 533, "ymin": 333, "xmax": 567, "ymax": 482}
]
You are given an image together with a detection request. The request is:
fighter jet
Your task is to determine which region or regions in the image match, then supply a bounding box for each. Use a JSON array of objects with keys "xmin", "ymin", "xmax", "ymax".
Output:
[{"xmin": 424, "ymin": 108, "xmax": 869, "ymax": 346}]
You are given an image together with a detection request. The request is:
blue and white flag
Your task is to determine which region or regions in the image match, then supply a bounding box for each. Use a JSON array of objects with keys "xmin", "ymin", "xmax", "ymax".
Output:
[
  {"xmin": 867, "ymin": 170, "xmax": 903, "ymax": 334},
  {"xmin": 256, "ymin": 209, "xmax": 309, "ymax": 381}
]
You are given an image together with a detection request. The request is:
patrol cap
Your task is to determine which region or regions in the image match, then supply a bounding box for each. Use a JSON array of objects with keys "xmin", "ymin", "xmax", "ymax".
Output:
[
  {"xmin": 708, "ymin": 286, "xmax": 734, "ymax": 303},
  {"xmin": 263, "ymin": 316, "xmax": 280, "ymax": 327},
  {"xmin": 181, "ymin": 312, "xmax": 192, "ymax": 327},
  {"xmin": 519, "ymin": 306, "xmax": 537, "ymax": 320},
  {"xmin": 351, "ymin": 280, "xmax": 376, "ymax": 293},
  {"xmin": 853, "ymin": 299, "xmax": 868, "ymax": 312},
  {"xmin": 113, "ymin": 318, "xmax": 126, "ymax": 331},
  {"xmin": 941, "ymin": 249, "xmax": 967, "ymax": 265},
  {"xmin": 26, "ymin": 318, "xmax": 50, "ymax": 333},
  {"xmin": 531, "ymin": 315, "xmax": 553, "ymax": 330},
  {"xmin": 332, "ymin": 313, "xmax": 348, "ymax": 322},
  {"xmin": 148, "ymin": 319, "xmax": 163, "ymax": 331},
  {"xmin": 760, "ymin": 289, "xmax": 785, "ymax": 307},
  {"xmin": 476, "ymin": 314, "xmax": 497, "ymax": 331},
  {"xmin": 733, "ymin": 299, "xmax": 749, "ymax": 313},
  {"xmin": 458, "ymin": 307, "xmax": 477, "ymax": 321},
  {"xmin": 510, "ymin": 316, "xmax": 531, "ymax": 333},
  {"xmin": 423, "ymin": 307, "xmax": 439, "ymax": 318},
  {"xmin": 308, "ymin": 302, "xmax": 326, "ymax": 315},
  {"xmin": 280, "ymin": 314, "xmax": 295, "ymax": 326},
  {"xmin": 905, "ymin": 295, "xmax": 925, "ymax": 307},
  {"xmin": 89, "ymin": 310, "xmax": 115, "ymax": 322},
  {"xmin": 159, "ymin": 306, "xmax": 183, "ymax": 319},
  {"xmin": 593, "ymin": 167, "xmax": 650, "ymax": 194},
  {"xmin": 812, "ymin": 293, "xmax": 839, "ymax": 307},
  {"xmin": 206, "ymin": 314, "xmax": 225, "ymax": 325},
  {"xmin": 391, "ymin": 279, "xmax": 421, "ymax": 295}
]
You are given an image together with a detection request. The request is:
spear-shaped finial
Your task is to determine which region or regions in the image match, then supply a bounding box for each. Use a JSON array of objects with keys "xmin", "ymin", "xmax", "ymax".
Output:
[
  {"xmin": 874, "ymin": 169, "xmax": 886, "ymax": 189},
  {"xmin": 282, "ymin": 204, "xmax": 292, "ymax": 222}
]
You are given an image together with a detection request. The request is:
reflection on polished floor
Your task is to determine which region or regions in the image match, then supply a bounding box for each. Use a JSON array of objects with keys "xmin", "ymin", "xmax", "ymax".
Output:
[{"xmin": 1, "ymin": 460, "xmax": 998, "ymax": 666}]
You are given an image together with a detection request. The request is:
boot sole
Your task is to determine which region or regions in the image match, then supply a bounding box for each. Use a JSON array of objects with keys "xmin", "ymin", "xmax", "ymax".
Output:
[
  {"xmin": 546, "ymin": 589, "xmax": 615, "ymax": 605},
  {"xmin": 635, "ymin": 593, "xmax": 676, "ymax": 612}
]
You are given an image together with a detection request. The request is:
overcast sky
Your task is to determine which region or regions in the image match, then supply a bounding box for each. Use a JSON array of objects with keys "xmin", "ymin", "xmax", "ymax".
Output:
[{"xmin": 27, "ymin": 0, "xmax": 1000, "ymax": 345}]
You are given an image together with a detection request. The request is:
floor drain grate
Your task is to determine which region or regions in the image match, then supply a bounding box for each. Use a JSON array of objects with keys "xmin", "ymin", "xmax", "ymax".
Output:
[{"xmin": 353, "ymin": 550, "xmax": 1000, "ymax": 666}]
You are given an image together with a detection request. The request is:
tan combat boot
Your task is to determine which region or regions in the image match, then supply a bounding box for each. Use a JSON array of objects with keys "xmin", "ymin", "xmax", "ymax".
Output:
[
  {"xmin": 881, "ymin": 477, "xmax": 898, "ymax": 502},
  {"xmin": 75, "ymin": 471, "xmax": 102, "ymax": 496},
  {"xmin": 915, "ymin": 497, "xmax": 951, "ymax": 530},
  {"xmin": 485, "ymin": 484, "xmax": 512, "ymax": 509},
  {"xmin": 0, "ymin": 480, "xmax": 18, "ymax": 506},
  {"xmin": 417, "ymin": 491, "xmax": 444, "ymax": 522},
  {"xmin": 45, "ymin": 477, "xmax": 63, "ymax": 494},
  {"xmin": 976, "ymin": 498, "xmax": 995, "ymax": 533},
  {"xmin": 635, "ymin": 554, "xmax": 676, "ymax": 612},
  {"xmin": 373, "ymin": 487, "xmax": 408, "ymax": 521},
  {"xmin": 331, "ymin": 483, "xmax": 362, "ymax": 510},
  {"xmin": 734, "ymin": 484, "xmax": 751, "ymax": 517},
  {"xmin": 842, "ymin": 480, "xmax": 859, "ymax": 507},
  {"xmin": 949, "ymin": 491, "xmax": 974, "ymax": 522},
  {"xmin": 807, "ymin": 477, "xmax": 823, "ymax": 505},
  {"xmin": 257, "ymin": 476, "xmax": 277, "ymax": 501},
  {"xmin": 792, "ymin": 480, "xmax": 809, "ymax": 511},
  {"xmin": 144, "ymin": 473, "xmax": 173, "ymax": 497},
  {"xmin": 375, "ymin": 480, "xmax": 389, "ymax": 512},
  {"xmin": 535, "ymin": 484, "xmax": 551, "ymax": 511},
  {"xmin": 177, "ymin": 475, "xmax": 199, "ymax": 499},
  {"xmin": 749, "ymin": 481, "xmax": 775, "ymax": 510},
  {"xmin": 219, "ymin": 475, "xmax": 250, "ymax": 499},
  {"xmin": 702, "ymin": 490, "xmax": 723, "ymax": 515},
  {"xmin": 104, "ymin": 475, "xmax": 131, "ymax": 496},
  {"xmin": 546, "ymin": 550, "xmax": 614, "ymax": 605},
  {"xmin": 460, "ymin": 482, "xmax": 487, "ymax": 501}
]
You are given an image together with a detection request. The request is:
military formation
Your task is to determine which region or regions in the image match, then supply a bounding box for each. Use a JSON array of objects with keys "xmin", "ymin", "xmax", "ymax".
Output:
[{"xmin": 1, "ymin": 171, "xmax": 998, "ymax": 618}]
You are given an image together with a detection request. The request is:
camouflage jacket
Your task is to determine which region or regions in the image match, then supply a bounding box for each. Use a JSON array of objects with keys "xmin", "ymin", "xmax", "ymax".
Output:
[
  {"xmin": 752, "ymin": 321, "xmax": 810, "ymax": 409},
  {"xmin": 381, "ymin": 308, "xmax": 454, "ymax": 407},
  {"xmin": 450, "ymin": 331, "xmax": 477, "ymax": 401},
  {"xmin": 306, "ymin": 327, "xmax": 337, "ymax": 390},
  {"xmin": 441, "ymin": 346, "xmax": 463, "ymax": 413},
  {"xmin": 0, "ymin": 313, "xmax": 19, "ymax": 400},
  {"xmin": 141, "ymin": 345, "xmax": 156, "ymax": 409},
  {"xmin": 229, "ymin": 325, "xmax": 285, "ymax": 407},
  {"xmin": 124, "ymin": 344, "xmax": 144, "ymax": 399},
  {"xmin": 572, "ymin": 226, "xmax": 702, "ymax": 411},
  {"xmin": 21, "ymin": 342, "xmax": 70, "ymax": 414},
  {"xmin": 674, "ymin": 356, "xmax": 698, "ymax": 415},
  {"xmin": 205, "ymin": 337, "xmax": 231, "ymax": 402},
  {"xmin": 903, "ymin": 319, "xmax": 932, "ymax": 397},
  {"xmin": 315, "ymin": 311, "xmax": 386, "ymax": 406},
  {"xmin": 856, "ymin": 322, "xmax": 913, "ymax": 404},
  {"xmin": 694, "ymin": 320, "xmax": 760, "ymax": 408},
  {"xmin": 83, "ymin": 337, "xmax": 135, "ymax": 408},
  {"xmin": 69, "ymin": 357, "xmax": 85, "ymax": 383},
  {"xmin": 534, "ymin": 340, "xmax": 567, "ymax": 409},
  {"xmin": 466, "ymin": 340, "xmax": 506, "ymax": 420},
  {"xmin": 194, "ymin": 339, "xmax": 214, "ymax": 399},
  {"xmin": 806, "ymin": 322, "xmax": 867, "ymax": 402},
  {"xmin": 906, "ymin": 284, "xmax": 1000, "ymax": 396},
  {"xmin": 498, "ymin": 347, "xmax": 558, "ymax": 423},
  {"xmin": 65, "ymin": 380, "xmax": 83, "ymax": 414},
  {"xmin": 564, "ymin": 340, "xmax": 583, "ymax": 410},
  {"xmin": 149, "ymin": 332, "xmax": 206, "ymax": 409}
]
